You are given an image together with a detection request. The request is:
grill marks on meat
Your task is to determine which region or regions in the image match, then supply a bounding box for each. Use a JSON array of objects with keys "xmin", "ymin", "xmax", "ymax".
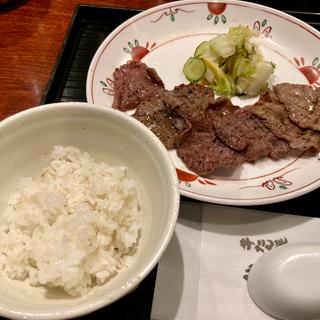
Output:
[
  {"xmin": 132, "ymin": 83, "xmax": 246, "ymax": 175},
  {"xmin": 168, "ymin": 83, "xmax": 216, "ymax": 131},
  {"xmin": 132, "ymin": 83, "xmax": 218, "ymax": 149},
  {"xmin": 251, "ymin": 88, "xmax": 320, "ymax": 153},
  {"xmin": 133, "ymin": 93, "xmax": 192, "ymax": 149},
  {"xmin": 175, "ymin": 95, "xmax": 246, "ymax": 175},
  {"xmin": 273, "ymin": 83, "xmax": 320, "ymax": 131},
  {"xmin": 177, "ymin": 131, "xmax": 244, "ymax": 176},
  {"xmin": 212, "ymin": 108, "xmax": 289, "ymax": 161},
  {"xmin": 251, "ymin": 101, "xmax": 320, "ymax": 152},
  {"xmin": 112, "ymin": 61, "xmax": 165, "ymax": 111},
  {"xmin": 112, "ymin": 62, "xmax": 320, "ymax": 177},
  {"xmin": 209, "ymin": 96, "xmax": 240, "ymax": 116}
]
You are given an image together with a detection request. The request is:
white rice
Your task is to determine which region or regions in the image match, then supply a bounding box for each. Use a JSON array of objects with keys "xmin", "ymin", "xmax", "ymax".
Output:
[{"xmin": 0, "ymin": 146, "xmax": 141, "ymax": 296}]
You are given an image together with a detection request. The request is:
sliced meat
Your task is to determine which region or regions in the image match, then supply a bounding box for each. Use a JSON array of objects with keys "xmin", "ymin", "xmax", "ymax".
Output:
[
  {"xmin": 208, "ymin": 96, "xmax": 240, "ymax": 126},
  {"xmin": 166, "ymin": 83, "xmax": 216, "ymax": 131},
  {"xmin": 273, "ymin": 83, "xmax": 320, "ymax": 131},
  {"xmin": 133, "ymin": 94, "xmax": 192, "ymax": 150},
  {"xmin": 212, "ymin": 108, "xmax": 289, "ymax": 161},
  {"xmin": 250, "ymin": 101, "xmax": 320, "ymax": 152},
  {"xmin": 112, "ymin": 59, "xmax": 320, "ymax": 177},
  {"xmin": 258, "ymin": 88, "xmax": 279, "ymax": 104},
  {"xmin": 112, "ymin": 61, "xmax": 165, "ymax": 111},
  {"xmin": 208, "ymin": 96, "xmax": 240, "ymax": 115},
  {"xmin": 269, "ymin": 139, "xmax": 291, "ymax": 159},
  {"xmin": 177, "ymin": 130, "xmax": 244, "ymax": 176}
]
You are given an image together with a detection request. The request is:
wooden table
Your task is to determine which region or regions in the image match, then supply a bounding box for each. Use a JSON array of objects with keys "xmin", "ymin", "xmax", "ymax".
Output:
[{"xmin": 0, "ymin": 0, "xmax": 172, "ymax": 119}]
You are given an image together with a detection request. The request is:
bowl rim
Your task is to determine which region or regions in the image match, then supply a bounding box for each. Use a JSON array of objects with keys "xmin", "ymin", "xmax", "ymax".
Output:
[{"xmin": 0, "ymin": 102, "xmax": 180, "ymax": 319}]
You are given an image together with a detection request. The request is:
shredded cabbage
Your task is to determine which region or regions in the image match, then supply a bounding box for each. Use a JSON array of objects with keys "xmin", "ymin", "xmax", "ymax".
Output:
[{"xmin": 183, "ymin": 25, "xmax": 275, "ymax": 96}]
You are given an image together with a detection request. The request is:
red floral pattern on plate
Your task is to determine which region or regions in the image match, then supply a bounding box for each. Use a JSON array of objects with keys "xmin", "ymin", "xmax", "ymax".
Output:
[
  {"xmin": 294, "ymin": 56, "xmax": 320, "ymax": 87},
  {"xmin": 123, "ymin": 40, "xmax": 156, "ymax": 62}
]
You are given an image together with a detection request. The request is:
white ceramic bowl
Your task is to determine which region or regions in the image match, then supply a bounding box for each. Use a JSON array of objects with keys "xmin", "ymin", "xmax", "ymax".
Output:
[{"xmin": 0, "ymin": 102, "xmax": 180, "ymax": 319}]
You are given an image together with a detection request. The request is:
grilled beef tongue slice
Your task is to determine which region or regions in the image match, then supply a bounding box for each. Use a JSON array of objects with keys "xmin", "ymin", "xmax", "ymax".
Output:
[
  {"xmin": 212, "ymin": 107, "xmax": 289, "ymax": 162},
  {"xmin": 250, "ymin": 95, "xmax": 320, "ymax": 153},
  {"xmin": 177, "ymin": 130, "xmax": 245, "ymax": 177},
  {"xmin": 273, "ymin": 83, "xmax": 320, "ymax": 131},
  {"xmin": 133, "ymin": 92, "xmax": 192, "ymax": 150},
  {"xmin": 112, "ymin": 61, "xmax": 165, "ymax": 111}
]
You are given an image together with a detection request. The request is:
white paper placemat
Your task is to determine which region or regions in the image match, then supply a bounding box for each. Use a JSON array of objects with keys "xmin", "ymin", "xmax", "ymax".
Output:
[
  {"xmin": 151, "ymin": 202, "xmax": 320, "ymax": 320},
  {"xmin": 151, "ymin": 201, "xmax": 202, "ymax": 320}
]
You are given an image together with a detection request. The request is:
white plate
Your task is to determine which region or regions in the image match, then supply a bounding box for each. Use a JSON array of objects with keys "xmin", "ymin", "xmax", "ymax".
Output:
[{"xmin": 86, "ymin": 0, "xmax": 320, "ymax": 206}]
